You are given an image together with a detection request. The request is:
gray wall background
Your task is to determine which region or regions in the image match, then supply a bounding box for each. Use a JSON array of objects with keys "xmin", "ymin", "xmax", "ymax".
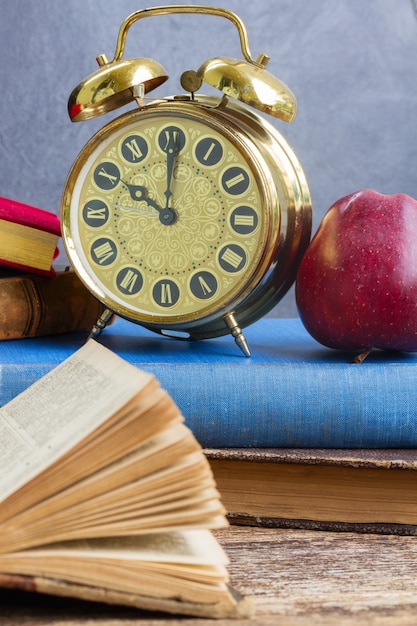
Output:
[{"xmin": 1, "ymin": 0, "xmax": 416, "ymax": 316}]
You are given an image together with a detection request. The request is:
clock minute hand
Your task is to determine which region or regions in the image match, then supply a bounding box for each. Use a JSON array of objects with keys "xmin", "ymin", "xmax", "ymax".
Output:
[{"xmin": 163, "ymin": 133, "xmax": 180, "ymax": 209}]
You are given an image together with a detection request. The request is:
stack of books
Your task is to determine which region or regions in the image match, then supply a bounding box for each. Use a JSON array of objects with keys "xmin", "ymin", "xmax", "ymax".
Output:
[
  {"xmin": 2, "ymin": 316, "xmax": 417, "ymax": 537},
  {"xmin": 0, "ymin": 196, "xmax": 106, "ymax": 340}
]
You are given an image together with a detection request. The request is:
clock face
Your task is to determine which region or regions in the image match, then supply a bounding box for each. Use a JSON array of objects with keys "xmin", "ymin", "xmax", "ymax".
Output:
[{"xmin": 65, "ymin": 106, "xmax": 271, "ymax": 323}]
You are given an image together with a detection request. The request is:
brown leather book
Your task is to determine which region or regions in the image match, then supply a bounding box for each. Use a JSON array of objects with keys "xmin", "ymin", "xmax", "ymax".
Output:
[
  {"xmin": 0, "ymin": 268, "xmax": 106, "ymax": 339},
  {"xmin": 205, "ymin": 448, "xmax": 417, "ymax": 535}
]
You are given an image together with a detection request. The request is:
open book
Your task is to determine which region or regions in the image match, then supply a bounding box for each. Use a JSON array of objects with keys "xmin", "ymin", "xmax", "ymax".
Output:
[{"xmin": 0, "ymin": 341, "xmax": 252, "ymax": 619}]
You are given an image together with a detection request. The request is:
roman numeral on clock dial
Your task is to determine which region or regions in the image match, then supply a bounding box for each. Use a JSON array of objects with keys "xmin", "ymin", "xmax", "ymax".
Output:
[
  {"xmin": 218, "ymin": 244, "xmax": 247, "ymax": 272},
  {"xmin": 116, "ymin": 267, "xmax": 143, "ymax": 295},
  {"xmin": 189, "ymin": 271, "xmax": 218, "ymax": 300},
  {"xmin": 152, "ymin": 279, "xmax": 180, "ymax": 308},
  {"xmin": 90, "ymin": 238, "xmax": 118, "ymax": 266}
]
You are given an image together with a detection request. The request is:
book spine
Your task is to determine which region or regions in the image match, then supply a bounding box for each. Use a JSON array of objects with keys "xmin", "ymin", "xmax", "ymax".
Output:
[
  {"xmin": 141, "ymin": 363, "xmax": 417, "ymax": 448},
  {"xmin": 2, "ymin": 359, "xmax": 417, "ymax": 447},
  {"xmin": 225, "ymin": 513, "xmax": 417, "ymax": 536},
  {"xmin": 2, "ymin": 316, "xmax": 417, "ymax": 447},
  {"xmin": 0, "ymin": 272, "xmax": 105, "ymax": 341},
  {"xmin": 0, "ymin": 196, "xmax": 61, "ymax": 235}
]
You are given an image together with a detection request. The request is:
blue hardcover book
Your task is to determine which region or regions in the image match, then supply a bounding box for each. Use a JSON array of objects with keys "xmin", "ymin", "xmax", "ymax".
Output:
[{"xmin": 1, "ymin": 317, "xmax": 417, "ymax": 448}]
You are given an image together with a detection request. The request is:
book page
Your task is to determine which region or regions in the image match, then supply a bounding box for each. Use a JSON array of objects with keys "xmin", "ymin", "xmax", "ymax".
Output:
[
  {"xmin": 0, "ymin": 531, "xmax": 230, "ymax": 604},
  {"xmin": 0, "ymin": 340, "xmax": 152, "ymax": 504},
  {"xmin": 0, "ymin": 218, "xmax": 58, "ymax": 271},
  {"xmin": 9, "ymin": 531, "xmax": 229, "ymax": 565}
]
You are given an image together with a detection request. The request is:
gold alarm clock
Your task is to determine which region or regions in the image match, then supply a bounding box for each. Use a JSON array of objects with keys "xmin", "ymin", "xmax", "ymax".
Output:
[{"xmin": 61, "ymin": 5, "xmax": 312, "ymax": 356}]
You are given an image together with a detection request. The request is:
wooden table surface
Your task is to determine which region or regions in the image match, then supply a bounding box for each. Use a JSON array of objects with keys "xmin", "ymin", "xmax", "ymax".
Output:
[{"xmin": 1, "ymin": 525, "xmax": 417, "ymax": 625}]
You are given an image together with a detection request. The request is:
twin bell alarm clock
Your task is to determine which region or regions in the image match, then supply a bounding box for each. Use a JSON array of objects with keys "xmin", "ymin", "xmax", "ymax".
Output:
[{"xmin": 61, "ymin": 5, "xmax": 312, "ymax": 356}]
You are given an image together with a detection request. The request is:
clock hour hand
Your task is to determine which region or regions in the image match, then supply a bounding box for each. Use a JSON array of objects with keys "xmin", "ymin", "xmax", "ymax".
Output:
[
  {"xmin": 122, "ymin": 181, "xmax": 162, "ymax": 213},
  {"xmin": 122, "ymin": 180, "xmax": 177, "ymax": 225}
]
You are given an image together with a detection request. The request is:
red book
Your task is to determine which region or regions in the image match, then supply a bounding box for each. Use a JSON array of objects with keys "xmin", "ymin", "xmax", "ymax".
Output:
[{"xmin": 0, "ymin": 196, "xmax": 61, "ymax": 275}]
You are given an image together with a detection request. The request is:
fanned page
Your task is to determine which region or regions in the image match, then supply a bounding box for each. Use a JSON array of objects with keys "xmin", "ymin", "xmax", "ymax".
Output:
[
  {"xmin": 0, "ymin": 340, "xmax": 153, "ymax": 505},
  {"xmin": 0, "ymin": 531, "xmax": 230, "ymax": 604},
  {"xmin": 0, "ymin": 340, "xmax": 227, "ymax": 553}
]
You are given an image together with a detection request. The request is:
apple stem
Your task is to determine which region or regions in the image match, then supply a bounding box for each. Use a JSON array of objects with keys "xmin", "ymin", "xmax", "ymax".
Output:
[{"xmin": 353, "ymin": 348, "xmax": 372, "ymax": 364}]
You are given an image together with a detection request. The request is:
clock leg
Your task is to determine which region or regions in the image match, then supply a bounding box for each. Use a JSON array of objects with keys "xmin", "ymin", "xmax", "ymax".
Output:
[
  {"xmin": 88, "ymin": 308, "xmax": 116, "ymax": 340},
  {"xmin": 224, "ymin": 312, "xmax": 251, "ymax": 358}
]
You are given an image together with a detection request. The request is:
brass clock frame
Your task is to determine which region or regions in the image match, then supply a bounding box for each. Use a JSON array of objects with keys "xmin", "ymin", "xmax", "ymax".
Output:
[{"xmin": 61, "ymin": 5, "xmax": 312, "ymax": 356}]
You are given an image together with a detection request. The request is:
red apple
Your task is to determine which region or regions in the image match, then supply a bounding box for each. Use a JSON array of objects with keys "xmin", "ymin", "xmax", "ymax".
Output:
[{"xmin": 295, "ymin": 189, "xmax": 417, "ymax": 360}]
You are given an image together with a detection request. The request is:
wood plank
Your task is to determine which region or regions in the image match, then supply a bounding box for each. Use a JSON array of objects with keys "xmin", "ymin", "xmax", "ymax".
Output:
[
  {"xmin": 222, "ymin": 526, "xmax": 417, "ymax": 624},
  {"xmin": 1, "ymin": 526, "xmax": 417, "ymax": 625}
]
